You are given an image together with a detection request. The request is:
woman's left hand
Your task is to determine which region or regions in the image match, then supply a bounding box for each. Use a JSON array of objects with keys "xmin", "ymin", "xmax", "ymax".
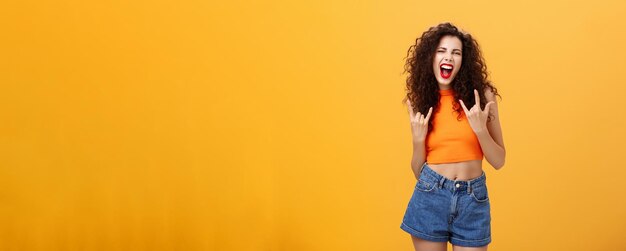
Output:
[{"xmin": 459, "ymin": 89, "xmax": 495, "ymax": 134}]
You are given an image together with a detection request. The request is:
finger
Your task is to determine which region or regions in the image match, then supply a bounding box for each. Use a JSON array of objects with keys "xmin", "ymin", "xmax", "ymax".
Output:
[
  {"xmin": 484, "ymin": 101, "xmax": 495, "ymax": 115},
  {"xmin": 459, "ymin": 99, "xmax": 470, "ymax": 114},
  {"xmin": 424, "ymin": 107, "xmax": 433, "ymax": 122},
  {"xmin": 418, "ymin": 113, "xmax": 424, "ymax": 123},
  {"xmin": 406, "ymin": 100, "xmax": 415, "ymax": 119},
  {"xmin": 474, "ymin": 89, "xmax": 480, "ymax": 106}
]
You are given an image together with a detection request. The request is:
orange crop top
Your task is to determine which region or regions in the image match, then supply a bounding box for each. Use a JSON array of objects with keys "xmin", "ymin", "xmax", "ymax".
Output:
[{"xmin": 425, "ymin": 88, "xmax": 484, "ymax": 164}]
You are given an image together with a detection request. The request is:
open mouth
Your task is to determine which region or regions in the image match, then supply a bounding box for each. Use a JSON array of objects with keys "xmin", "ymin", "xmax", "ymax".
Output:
[{"xmin": 440, "ymin": 63, "xmax": 453, "ymax": 79}]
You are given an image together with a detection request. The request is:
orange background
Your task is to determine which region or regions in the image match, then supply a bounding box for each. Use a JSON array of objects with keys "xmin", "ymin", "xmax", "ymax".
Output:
[{"xmin": 1, "ymin": 0, "xmax": 626, "ymax": 250}]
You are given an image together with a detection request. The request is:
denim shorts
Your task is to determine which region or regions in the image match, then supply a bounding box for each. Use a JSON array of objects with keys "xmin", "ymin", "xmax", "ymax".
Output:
[{"xmin": 400, "ymin": 162, "xmax": 491, "ymax": 247}]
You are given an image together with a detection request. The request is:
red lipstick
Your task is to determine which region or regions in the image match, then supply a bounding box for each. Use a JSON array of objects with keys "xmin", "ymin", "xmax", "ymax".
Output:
[{"xmin": 440, "ymin": 63, "xmax": 453, "ymax": 79}]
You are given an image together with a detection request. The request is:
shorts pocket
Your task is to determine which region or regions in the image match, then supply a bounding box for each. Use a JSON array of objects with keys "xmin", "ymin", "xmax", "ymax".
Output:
[
  {"xmin": 470, "ymin": 185, "xmax": 489, "ymax": 203},
  {"xmin": 415, "ymin": 178, "xmax": 437, "ymax": 192}
]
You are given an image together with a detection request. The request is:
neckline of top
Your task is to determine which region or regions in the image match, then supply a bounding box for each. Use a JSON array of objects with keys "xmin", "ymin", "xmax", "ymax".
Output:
[{"xmin": 439, "ymin": 88, "xmax": 454, "ymax": 96}]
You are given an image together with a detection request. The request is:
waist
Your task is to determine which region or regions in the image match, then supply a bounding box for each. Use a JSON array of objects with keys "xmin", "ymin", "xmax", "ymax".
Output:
[
  {"xmin": 426, "ymin": 159, "xmax": 483, "ymax": 180},
  {"xmin": 418, "ymin": 162, "xmax": 486, "ymax": 192}
]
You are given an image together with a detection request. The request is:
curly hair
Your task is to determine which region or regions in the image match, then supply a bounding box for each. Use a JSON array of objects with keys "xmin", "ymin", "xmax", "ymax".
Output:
[{"xmin": 402, "ymin": 22, "xmax": 501, "ymax": 134}]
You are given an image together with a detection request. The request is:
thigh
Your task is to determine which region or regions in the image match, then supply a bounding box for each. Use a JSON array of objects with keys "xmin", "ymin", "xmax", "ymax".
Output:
[
  {"xmin": 411, "ymin": 235, "xmax": 447, "ymax": 251},
  {"xmin": 449, "ymin": 184, "xmax": 491, "ymax": 247},
  {"xmin": 401, "ymin": 178, "xmax": 451, "ymax": 243},
  {"xmin": 452, "ymin": 244, "xmax": 487, "ymax": 251}
]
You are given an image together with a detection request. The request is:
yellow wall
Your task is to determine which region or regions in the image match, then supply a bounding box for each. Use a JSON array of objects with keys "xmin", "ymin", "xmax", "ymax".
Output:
[{"xmin": 1, "ymin": 0, "xmax": 625, "ymax": 250}]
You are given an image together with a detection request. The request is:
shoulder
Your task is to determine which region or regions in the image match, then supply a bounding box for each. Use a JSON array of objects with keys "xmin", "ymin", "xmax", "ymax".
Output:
[
  {"xmin": 483, "ymin": 86, "xmax": 496, "ymax": 102},
  {"xmin": 482, "ymin": 86, "xmax": 499, "ymax": 119}
]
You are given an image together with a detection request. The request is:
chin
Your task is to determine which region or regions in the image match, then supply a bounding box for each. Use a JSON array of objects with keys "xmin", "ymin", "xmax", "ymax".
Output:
[{"xmin": 438, "ymin": 77, "xmax": 457, "ymax": 85}]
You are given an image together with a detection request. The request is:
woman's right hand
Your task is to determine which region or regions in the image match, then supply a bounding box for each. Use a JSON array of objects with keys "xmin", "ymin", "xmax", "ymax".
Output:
[{"xmin": 406, "ymin": 99, "xmax": 433, "ymax": 143}]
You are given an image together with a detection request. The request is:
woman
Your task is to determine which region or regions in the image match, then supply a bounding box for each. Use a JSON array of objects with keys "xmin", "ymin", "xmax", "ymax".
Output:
[{"xmin": 399, "ymin": 22, "xmax": 506, "ymax": 251}]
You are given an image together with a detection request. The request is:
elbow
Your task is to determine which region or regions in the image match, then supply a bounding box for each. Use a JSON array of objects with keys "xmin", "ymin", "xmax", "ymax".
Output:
[
  {"xmin": 493, "ymin": 152, "xmax": 506, "ymax": 170},
  {"xmin": 494, "ymin": 161, "xmax": 505, "ymax": 170}
]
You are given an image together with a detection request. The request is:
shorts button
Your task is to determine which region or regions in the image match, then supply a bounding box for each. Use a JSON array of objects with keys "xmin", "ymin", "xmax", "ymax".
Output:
[{"xmin": 455, "ymin": 183, "xmax": 460, "ymax": 188}]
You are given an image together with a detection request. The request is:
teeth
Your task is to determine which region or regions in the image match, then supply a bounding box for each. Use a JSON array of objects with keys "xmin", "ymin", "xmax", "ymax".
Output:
[{"xmin": 441, "ymin": 65, "xmax": 452, "ymax": 70}]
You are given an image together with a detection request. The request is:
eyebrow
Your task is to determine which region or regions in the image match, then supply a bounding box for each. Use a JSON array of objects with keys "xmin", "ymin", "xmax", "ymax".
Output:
[{"xmin": 438, "ymin": 47, "xmax": 462, "ymax": 52}]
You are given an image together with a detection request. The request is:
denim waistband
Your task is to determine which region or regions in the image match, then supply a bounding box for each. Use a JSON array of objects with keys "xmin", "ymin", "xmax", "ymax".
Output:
[{"xmin": 419, "ymin": 162, "xmax": 487, "ymax": 193}]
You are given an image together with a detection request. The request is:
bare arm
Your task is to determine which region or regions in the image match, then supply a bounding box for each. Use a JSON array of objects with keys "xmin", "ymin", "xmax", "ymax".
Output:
[
  {"xmin": 478, "ymin": 87, "xmax": 506, "ymax": 169},
  {"xmin": 476, "ymin": 127, "xmax": 505, "ymax": 169},
  {"xmin": 411, "ymin": 139, "xmax": 427, "ymax": 180},
  {"xmin": 406, "ymin": 99, "xmax": 433, "ymax": 180},
  {"xmin": 459, "ymin": 88, "xmax": 506, "ymax": 170}
]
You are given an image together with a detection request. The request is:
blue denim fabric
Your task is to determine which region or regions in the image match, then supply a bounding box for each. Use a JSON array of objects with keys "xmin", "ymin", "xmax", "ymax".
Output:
[{"xmin": 400, "ymin": 162, "xmax": 491, "ymax": 247}]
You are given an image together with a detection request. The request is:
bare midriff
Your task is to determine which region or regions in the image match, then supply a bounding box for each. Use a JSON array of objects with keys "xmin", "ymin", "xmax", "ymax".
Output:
[{"xmin": 426, "ymin": 159, "xmax": 483, "ymax": 181}]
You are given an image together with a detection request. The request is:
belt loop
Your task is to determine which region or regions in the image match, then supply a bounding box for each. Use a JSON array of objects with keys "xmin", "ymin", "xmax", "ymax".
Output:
[
  {"xmin": 467, "ymin": 180, "xmax": 472, "ymax": 194},
  {"xmin": 438, "ymin": 177, "xmax": 445, "ymax": 189}
]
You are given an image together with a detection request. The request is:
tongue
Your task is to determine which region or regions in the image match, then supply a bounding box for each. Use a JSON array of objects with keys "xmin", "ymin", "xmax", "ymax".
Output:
[{"xmin": 441, "ymin": 69, "xmax": 451, "ymax": 78}]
